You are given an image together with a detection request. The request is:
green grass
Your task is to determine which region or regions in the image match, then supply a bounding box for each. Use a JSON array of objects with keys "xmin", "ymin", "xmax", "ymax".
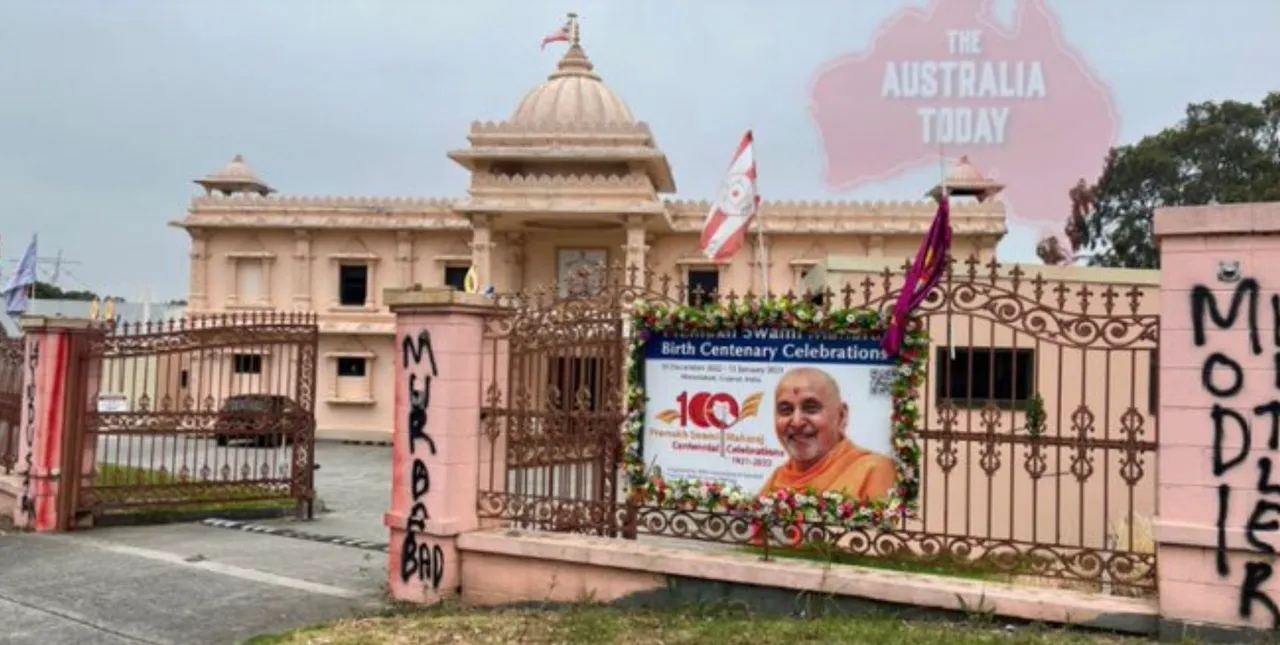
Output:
[
  {"xmin": 742, "ymin": 543, "xmax": 1008, "ymax": 581},
  {"xmin": 95, "ymin": 464, "xmax": 295, "ymax": 516},
  {"xmin": 242, "ymin": 604, "xmax": 1145, "ymax": 645}
]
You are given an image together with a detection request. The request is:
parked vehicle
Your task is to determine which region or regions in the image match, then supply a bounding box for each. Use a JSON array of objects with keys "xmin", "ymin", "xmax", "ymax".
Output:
[{"xmin": 212, "ymin": 394, "xmax": 302, "ymax": 448}]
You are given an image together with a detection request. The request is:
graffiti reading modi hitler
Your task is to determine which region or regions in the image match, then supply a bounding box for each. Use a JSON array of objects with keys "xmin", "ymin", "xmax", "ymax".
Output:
[
  {"xmin": 400, "ymin": 330, "xmax": 445, "ymax": 591},
  {"xmin": 1195, "ymin": 278, "xmax": 1280, "ymax": 626}
]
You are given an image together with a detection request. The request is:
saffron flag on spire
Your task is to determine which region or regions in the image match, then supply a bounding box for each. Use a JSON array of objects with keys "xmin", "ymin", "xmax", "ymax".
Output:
[
  {"xmin": 541, "ymin": 17, "xmax": 572, "ymax": 49},
  {"xmin": 881, "ymin": 195, "xmax": 951, "ymax": 357},
  {"xmin": 700, "ymin": 130, "xmax": 759, "ymax": 262}
]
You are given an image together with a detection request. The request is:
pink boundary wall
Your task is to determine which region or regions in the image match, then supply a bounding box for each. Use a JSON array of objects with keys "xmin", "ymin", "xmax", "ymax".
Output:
[
  {"xmin": 11, "ymin": 316, "xmax": 98, "ymax": 532},
  {"xmin": 1155, "ymin": 201, "xmax": 1280, "ymax": 633},
  {"xmin": 383, "ymin": 287, "xmax": 497, "ymax": 604},
  {"xmin": 374, "ymin": 285, "xmax": 1166, "ymax": 635}
]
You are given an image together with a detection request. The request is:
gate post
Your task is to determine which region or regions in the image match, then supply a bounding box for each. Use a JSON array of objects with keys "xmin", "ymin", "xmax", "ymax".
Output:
[
  {"xmin": 1153, "ymin": 202, "xmax": 1280, "ymax": 637},
  {"xmin": 12, "ymin": 316, "xmax": 99, "ymax": 532},
  {"xmin": 383, "ymin": 287, "xmax": 493, "ymax": 605}
]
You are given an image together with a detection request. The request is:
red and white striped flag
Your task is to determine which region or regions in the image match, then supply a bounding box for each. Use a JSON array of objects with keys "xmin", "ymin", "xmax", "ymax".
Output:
[
  {"xmin": 540, "ymin": 19, "xmax": 571, "ymax": 50},
  {"xmin": 700, "ymin": 131, "xmax": 759, "ymax": 262}
]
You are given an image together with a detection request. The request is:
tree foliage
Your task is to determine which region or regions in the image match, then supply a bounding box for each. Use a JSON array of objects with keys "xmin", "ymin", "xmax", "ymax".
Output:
[
  {"xmin": 1068, "ymin": 92, "xmax": 1280, "ymax": 269},
  {"xmin": 32, "ymin": 281, "xmax": 102, "ymax": 301}
]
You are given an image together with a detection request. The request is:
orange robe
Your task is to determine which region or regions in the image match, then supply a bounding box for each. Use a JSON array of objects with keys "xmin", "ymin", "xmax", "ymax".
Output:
[{"xmin": 760, "ymin": 439, "xmax": 896, "ymax": 501}]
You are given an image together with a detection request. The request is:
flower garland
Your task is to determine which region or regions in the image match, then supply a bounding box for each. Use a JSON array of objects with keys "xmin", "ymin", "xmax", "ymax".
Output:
[{"xmin": 624, "ymin": 297, "xmax": 928, "ymax": 530}]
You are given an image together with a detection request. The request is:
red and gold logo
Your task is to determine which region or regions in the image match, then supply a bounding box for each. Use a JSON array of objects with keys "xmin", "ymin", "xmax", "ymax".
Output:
[{"xmin": 655, "ymin": 391, "xmax": 764, "ymax": 430}]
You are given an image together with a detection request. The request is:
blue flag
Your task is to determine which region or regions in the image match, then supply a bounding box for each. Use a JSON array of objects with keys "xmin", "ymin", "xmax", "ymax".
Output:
[{"xmin": 3, "ymin": 235, "xmax": 37, "ymax": 316}]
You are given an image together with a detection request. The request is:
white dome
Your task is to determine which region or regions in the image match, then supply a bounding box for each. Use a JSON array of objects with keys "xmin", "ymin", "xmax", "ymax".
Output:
[{"xmin": 510, "ymin": 45, "xmax": 634, "ymax": 126}]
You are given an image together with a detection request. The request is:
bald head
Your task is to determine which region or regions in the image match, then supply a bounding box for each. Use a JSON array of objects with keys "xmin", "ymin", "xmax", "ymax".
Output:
[
  {"xmin": 773, "ymin": 366, "xmax": 848, "ymax": 471},
  {"xmin": 776, "ymin": 367, "xmax": 841, "ymax": 401}
]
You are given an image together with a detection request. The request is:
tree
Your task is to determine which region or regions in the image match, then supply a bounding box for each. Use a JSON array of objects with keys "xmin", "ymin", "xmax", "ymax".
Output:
[
  {"xmin": 1056, "ymin": 92, "xmax": 1280, "ymax": 269},
  {"xmin": 32, "ymin": 281, "xmax": 97, "ymax": 301}
]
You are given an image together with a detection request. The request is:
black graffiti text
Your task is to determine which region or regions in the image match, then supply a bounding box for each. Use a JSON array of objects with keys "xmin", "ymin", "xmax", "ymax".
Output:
[
  {"xmin": 1194, "ymin": 279, "xmax": 1280, "ymax": 627},
  {"xmin": 18, "ymin": 340, "xmax": 39, "ymax": 518},
  {"xmin": 399, "ymin": 537, "xmax": 445, "ymax": 590},
  {"xmin": 399, "ymin": 329, "xmax": 443, "ymax": 590}
]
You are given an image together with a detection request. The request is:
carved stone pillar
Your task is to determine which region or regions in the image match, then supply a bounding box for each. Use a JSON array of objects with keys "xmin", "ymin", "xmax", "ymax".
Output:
[
  {"xmin": 188, "ymin": 231, "xmax": 209, "ymax": 311},
  {"xmin": 396, "ymin": 231, "xmax": 414, "ymax": 288},
  {"xmin": 469, "ymin": 214, "xmax": 495, "ymax": 290},
  {"xmin": 501, "ymin": 233, "xmax": 526, "ymax": 292},
  {"xmin": 623, "ymin": 215, "xmax": 648, "ymax": 286},
  {"xmin": 293, "ymin": 229, "xmax": 312, "ymax": 310}
]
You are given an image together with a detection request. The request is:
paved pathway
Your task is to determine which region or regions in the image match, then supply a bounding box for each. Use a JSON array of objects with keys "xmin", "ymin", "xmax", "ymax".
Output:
[
  {"xmin": 0, "ymin": 523, "xmax": 387, "ymax": 645},
  {"xmin": 0, "ymin": 441, "xmax": 394, "ymax": 645},
  {"xmin": 266, "ymin": 440, "xmax": 391, "ymax": 545}
]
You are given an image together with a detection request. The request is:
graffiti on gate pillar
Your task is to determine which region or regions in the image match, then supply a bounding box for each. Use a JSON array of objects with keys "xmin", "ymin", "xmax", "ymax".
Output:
[
  {"xmin": 18, "ymin": 339, "xmax": 40, "ymax": 520},
  {"xmin": 399, "ymin": 329, "xmax": 444, "ymax": 591},
  {"xmin": 1192, "ymin": 277, "xmax": 1280, "ymax": 626}
]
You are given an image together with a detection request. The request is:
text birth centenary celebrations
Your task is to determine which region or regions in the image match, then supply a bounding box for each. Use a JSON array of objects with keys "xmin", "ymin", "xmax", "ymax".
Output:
[{"xmin": 642, "ymin": 329, "xmax": 898, "ymax": 494}]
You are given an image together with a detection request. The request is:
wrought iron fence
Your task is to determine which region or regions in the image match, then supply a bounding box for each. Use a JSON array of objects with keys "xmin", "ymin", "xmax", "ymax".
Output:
[
  {"xmin": 80, "ymin": 312, "xmax": 319, "ymax": 518},
  {"xmin": 477, "ymin": 257, "xmax": 1159, "ymax": 594},
  {"xmin": 0, "ymin": 336, "xmax": 22, "ymax": 474}
]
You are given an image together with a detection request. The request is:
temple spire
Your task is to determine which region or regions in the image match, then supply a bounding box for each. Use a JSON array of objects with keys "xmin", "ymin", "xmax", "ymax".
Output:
[{"xmin": 568, "ymin": 12, "xmax": 580, "ymax": 46}]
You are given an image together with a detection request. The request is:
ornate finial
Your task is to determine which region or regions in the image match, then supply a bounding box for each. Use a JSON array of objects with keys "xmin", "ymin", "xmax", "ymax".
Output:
[{"xmin": 568, "ymin": 12, "xmax": 580, "ymax": 46}]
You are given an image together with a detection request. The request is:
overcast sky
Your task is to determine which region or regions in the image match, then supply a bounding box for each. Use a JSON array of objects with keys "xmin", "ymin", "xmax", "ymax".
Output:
[{"xmin": 0, "ymin": 0, "xmax": 1276, "ymax": 301}]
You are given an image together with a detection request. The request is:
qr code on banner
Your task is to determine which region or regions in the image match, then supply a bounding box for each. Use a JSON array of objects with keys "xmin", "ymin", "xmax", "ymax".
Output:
[{"xmin": 869, "ymin": 368, "xmax": 896, "ymax": 398}]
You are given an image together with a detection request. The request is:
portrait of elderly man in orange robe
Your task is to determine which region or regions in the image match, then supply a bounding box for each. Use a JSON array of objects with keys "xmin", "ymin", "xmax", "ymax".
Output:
[{"xmin": 759, "ymin": 367, "xmax": 897, "ymax": 501}]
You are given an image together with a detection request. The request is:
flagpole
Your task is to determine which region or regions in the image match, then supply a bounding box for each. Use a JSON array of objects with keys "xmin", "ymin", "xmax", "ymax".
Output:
[
  {"xmin": 938, "ymin": 144, "xmax": 955, "ymax": 361},
  {"xmin": 753, "ymin": 130, "xmax": 768, "ymax": 296}
]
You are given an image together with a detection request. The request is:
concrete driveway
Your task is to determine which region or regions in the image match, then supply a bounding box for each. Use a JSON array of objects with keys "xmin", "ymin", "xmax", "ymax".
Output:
[
  {"xmin": 0, "ymin": 441, "xmax": 396, "ymax": 645},
  {"xmin": 0, "ymin": 523, "xmax": 387, "ymax": 645},
  {"xmin": 250, "ymin": 440, "xmax": 392, "ymax": 546}
]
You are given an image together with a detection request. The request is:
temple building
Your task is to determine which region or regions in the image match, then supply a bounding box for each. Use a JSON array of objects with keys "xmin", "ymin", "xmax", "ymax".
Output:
[{"xmin": 171, "ymin": 25, "xmax": 1008, "ymax": 441}]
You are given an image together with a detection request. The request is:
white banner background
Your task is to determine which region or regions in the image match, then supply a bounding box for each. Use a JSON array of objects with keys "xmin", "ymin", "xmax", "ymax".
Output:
[{"xmin": 642, "ymin": 335, "xmax": 897, "ymax": 493}]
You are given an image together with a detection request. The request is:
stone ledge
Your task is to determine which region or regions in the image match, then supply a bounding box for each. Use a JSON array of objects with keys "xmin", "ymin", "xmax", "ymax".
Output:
[
  {"xmin": 1155, "ymin": 202, "xmax": 1280, "ymax": 238},
  {"xmin": 1156, "ymin": 518, "xmax": 1252, "ymax": 549},
  {"xmin": 315, "ymin": 428, "xmax": 392, "ymax": 444},
  {"xmin": 456, "ymin": 529, "xmax": 1158, "ymax": 635},
  {"xmin": 384, "ymin": 287, "xmax": 495, "ymax": 311}
]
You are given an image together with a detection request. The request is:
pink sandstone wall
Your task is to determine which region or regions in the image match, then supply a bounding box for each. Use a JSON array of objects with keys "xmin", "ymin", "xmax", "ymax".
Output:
[
  {"xmin": 191, "ymin": 223, "xmax": 997, "ymax": 442},
  {"xmin": 12, "ymin": 318, "xmax": 98, "ymax": 532},
  {"xmin": 1155, "ymin": 202, "xmax": 1280, "ymax": 631},
  {"xmin": 384, "ymin": 288, "xmax": 492, "ymax": 604},
  {"xmin": 197, "ymin": 229, "xmax": 479, "ymax": 439}
]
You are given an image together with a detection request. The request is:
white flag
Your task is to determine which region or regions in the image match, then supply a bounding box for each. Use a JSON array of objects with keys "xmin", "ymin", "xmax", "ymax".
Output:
[
  {"xmin": 699, "ymin": 131, "xmax": 759, "ymax": 262},
  {"xmin": 3, "ymin": 234, "xmax": 37, "ymax": 316}
]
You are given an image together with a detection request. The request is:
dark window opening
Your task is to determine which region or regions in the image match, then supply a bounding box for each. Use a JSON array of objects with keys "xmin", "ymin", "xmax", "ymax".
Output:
[
  {"xmin": 687, "ymin": 269, "xmax": 720, "ymax": 306},
  {"xmin": 338, "ymin": 264, "xmax": 369, "ymax": 306},
  {"xmin": 549, "ymin": 357, "xmax": 602, "ymax": 413},
  {"xmin": 232, "ymin": 354, "xmax": 262, "ymax": 375},
  {"xmin": 337, "ymin": 357, "xmax": 367, "ymax": 378},
  {"xmin": 934, "ymin": 347, "xmax": 1035, "ymax": 408},
  {"xmin": 444, "ymin": 266, "xmax": 469, "ymax": 291},
  {"xmin": 179, "ymin": 369, "xmax": 189, "ymax": 389}
]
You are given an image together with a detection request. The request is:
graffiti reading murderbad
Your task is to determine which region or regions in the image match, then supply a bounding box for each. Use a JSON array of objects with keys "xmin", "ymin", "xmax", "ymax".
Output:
[
  {"xmin": 399, "ymin": 331, "xmax": 444, "ymax": 591},
  {"xmin": 1193, "ymin": 278, "xmax": 1280, "ymax": 626},
  {"xmin": 18, "ymin": 340, "xmax": 39, "ymax": 518}
]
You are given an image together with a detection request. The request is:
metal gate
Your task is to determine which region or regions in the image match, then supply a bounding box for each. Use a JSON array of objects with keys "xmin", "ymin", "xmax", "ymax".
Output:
[
  {"xmin": 478, "ymin": 277, "xmax": 661, "ymax": 535},
  {"xmin": 80, "ymin": 312, "xmax": 319, "ymax": 519}
]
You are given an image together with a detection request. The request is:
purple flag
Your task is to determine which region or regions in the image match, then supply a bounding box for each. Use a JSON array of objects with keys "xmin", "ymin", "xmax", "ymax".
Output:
[{"xmin": 881, "ymin": 196, "xmax": 951, "ymax": 357}]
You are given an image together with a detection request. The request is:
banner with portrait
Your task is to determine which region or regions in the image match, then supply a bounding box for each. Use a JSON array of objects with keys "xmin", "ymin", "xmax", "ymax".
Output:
[
  {"xmin": 625, "ymin": 300, "xmax": 926, "ymax": 528},
  {"xmin": 642, "ymin": 330, "xmax": 897, "ymax": 500}
]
